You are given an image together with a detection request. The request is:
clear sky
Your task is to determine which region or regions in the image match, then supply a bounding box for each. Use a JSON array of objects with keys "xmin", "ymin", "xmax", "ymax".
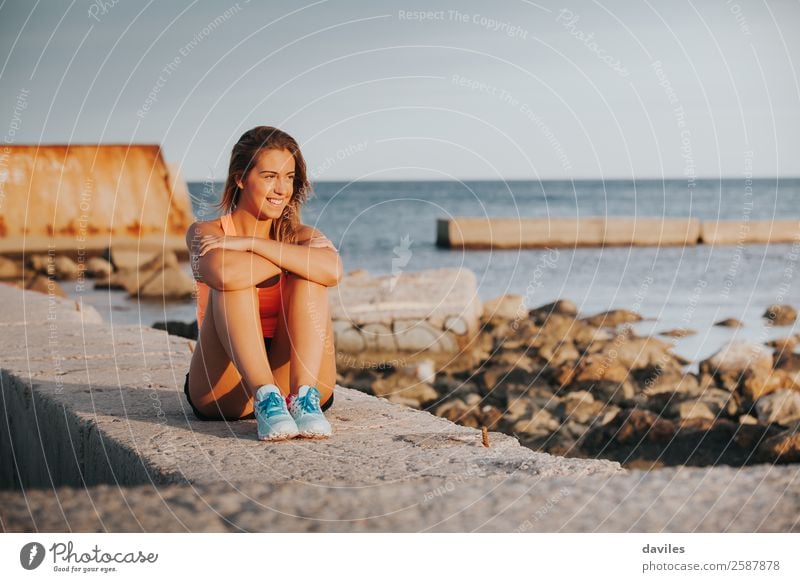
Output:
[{"xmin": 1, "ymin": 0, "xmax": 798, "ymax": 181}]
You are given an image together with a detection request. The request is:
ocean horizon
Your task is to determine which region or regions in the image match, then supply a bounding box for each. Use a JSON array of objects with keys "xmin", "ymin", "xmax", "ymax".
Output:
[{"xmin": 60, "ymin": 177, "xmax": 800, "ymax": 371}]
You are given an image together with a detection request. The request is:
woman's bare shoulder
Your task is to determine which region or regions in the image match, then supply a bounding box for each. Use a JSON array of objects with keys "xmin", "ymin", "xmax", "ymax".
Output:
[{"xmin": 185, "ymin": 218, "xmax": 223, "ymax": 249}]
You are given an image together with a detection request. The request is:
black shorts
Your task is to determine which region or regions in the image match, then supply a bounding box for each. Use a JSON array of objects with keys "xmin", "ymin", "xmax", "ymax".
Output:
[{"xmin": 184, "ymin": 336, "xmax": 333, "ymax": 421}]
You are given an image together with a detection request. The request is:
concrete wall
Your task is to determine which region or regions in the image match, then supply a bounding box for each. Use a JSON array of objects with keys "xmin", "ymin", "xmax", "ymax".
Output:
[{"xmin": 437, "ymin": 217, "xmax": 800, "ymax": 248}]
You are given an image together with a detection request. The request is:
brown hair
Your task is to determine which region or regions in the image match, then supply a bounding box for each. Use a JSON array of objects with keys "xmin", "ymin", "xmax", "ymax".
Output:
[{"xmin": 216, "ymin": 126, "xmax": 311, "ymax": 243}]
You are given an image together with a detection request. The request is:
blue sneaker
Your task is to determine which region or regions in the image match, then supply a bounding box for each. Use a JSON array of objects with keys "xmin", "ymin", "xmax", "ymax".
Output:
[
  {"xmin": 288, "ymin": 385, "xmax": 332, "ymax": 438},
  {"xmin": 254, "ymin": 385, "xmax": 298, "ymax": 441}
]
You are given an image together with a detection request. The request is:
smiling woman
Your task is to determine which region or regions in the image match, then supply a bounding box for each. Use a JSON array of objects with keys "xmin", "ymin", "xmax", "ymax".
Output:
[{"xmin": 184, "ymin": 126, "xmax": 342, "ymax": 442}]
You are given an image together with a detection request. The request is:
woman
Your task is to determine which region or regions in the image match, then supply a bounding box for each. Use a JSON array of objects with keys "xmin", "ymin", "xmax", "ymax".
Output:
[{"xmin": 184, "ymin": 126, "xmax": 342, "ymax": 441}]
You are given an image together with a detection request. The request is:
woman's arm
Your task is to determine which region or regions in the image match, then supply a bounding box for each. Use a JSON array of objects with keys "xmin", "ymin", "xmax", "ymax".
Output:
[
  {"xmin": 187, "ymin": 221, "xmax": 282, "ymax": 291},
  {"xmin": 197, "ymin": 225, "xmax": 343, "ymax": 287},
  {"xmin": 248, "ymin": 226, "xmax": 343, "ymax": 286}
]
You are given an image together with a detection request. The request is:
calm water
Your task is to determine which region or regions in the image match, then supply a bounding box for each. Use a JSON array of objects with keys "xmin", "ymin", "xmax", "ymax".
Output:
[{"xmin": 65, "ymin": 178, "xmax": 800, "ymax": 369}]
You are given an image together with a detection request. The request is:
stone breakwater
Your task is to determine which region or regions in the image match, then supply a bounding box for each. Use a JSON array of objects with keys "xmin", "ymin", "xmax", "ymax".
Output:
[{"xmin": 338, "ymin": 295, "xmax": 800, "ymax": 469}]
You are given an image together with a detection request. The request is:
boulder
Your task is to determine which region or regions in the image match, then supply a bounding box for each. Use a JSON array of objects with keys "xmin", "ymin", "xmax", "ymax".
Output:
[
  {"xmin": 482, "ymin": 294, "xmax": 525, "ymax": 322},
  {"xmin": 53, "ymin": 256, "xmax": 81, "ymax": 280},
  {"xmin": 698, "ymin": 340, "xmax": 774, "ymax": 391},
  {"xmin": 713, "ymin": 318, "xmax": 742, "ymax": 328},
  {"xmin": 0, "ymin": 257, "xmax": 21, "ymax": 279},
  {"xmin": 758, "ymin": 430, "xmax": 800, "ymax": 463},
  {"xmin": 659, "ymin": 328, "xmax": 696, "ymax": 337},
  {"xmin": 581, "ymin": 309, "xmax": 643, "ymax": 328},
  {"xmin": 434, "ymin": 399, "xmax": 482, "ymax": 428},
  {"xmin": 755, "ymin": 389, "xmax": 800, "ymax": 426},
  {"xmin": 22, "ymin": 274, "xmax": 67, "ymax": 297},
  {"xmin": 137, "ymin": 264, "xmax": 194, "ymax": 299},
  {"xmin": 764, "ymin": 304, "xmax": 797, "ymax": 326},
  {"xmin": 738, "ymin": 368, "xmax": 795, "ymax": 402},
  {"xmin": 512, "ymin": 408, "xmax": 560, "ymax": 437},
  {"xmin": 86, "ymin": 257, "xmax": 113, "ymax": 279},
  {"xmin": 529, "ymin": 299, "xmax": 578, "ymax": 318}
]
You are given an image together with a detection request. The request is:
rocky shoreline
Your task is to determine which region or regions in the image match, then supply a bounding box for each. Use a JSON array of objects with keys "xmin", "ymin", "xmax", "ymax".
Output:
[
  {"xmin": 4, "ymin": 252, "xmax": 798, "ymax": 470},
  {"xmin": 336, "ymin": 297, "xmax": 800, "ymax": 468}
]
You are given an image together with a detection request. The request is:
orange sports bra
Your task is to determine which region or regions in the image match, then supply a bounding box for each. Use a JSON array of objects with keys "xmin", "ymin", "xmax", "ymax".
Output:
[{"xmin": 194, "ymin": 213, "xmax": 284, "ymax": 338}]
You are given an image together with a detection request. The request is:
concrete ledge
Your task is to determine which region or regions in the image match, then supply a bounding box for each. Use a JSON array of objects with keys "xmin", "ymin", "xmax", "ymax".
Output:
[
  {"xmin": 0, "ymin": 284, "xmax": 617, "ymax": 491},
  {"xmin": 437, "ymin": 217, "xmax": 800, "ymax": 248},
  {"xmin": 437, "ymin": 217, "xmax": 701, "ymax": 248},
  {"xmin": 2, "ymin": 284, "xmax": 797, "ymax": 532},
  {"xmin": 700, "ymin": 219, "xmax": 800, "ymax": 244},
  {"xmin": 2, "ymin": 464, "xmax": 798, "ymax": 532}
]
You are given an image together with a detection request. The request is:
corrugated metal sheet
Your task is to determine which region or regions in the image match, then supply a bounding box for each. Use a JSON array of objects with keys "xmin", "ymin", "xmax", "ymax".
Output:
[{"xmin": 0, "ymin": 144, "xmax": 193, "ymax": 256}]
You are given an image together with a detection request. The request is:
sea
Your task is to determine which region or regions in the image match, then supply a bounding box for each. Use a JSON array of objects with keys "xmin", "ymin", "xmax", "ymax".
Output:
[{"xmin": 61, "ymin": 178, "xmax": 800, "ymax": 371}]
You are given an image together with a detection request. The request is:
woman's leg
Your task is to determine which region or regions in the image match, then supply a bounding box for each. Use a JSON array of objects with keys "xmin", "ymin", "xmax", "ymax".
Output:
[
  {"xmin": 187, "ymin": 285, "xmax": 275, "ymax": 419},
  {"xmin": 268, "ymin": 273, "xmax": 336, "ymax": 405}
]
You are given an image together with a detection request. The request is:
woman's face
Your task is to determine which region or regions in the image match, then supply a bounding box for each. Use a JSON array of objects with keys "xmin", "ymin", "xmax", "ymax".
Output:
[{"xmin": 238, "ymin": 148, "xmax": 296, "ymax": 220}]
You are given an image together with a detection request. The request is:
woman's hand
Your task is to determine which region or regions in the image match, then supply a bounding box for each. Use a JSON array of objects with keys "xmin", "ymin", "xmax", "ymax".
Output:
[{"xmin": 198, "ymin": 234, "xmax": 253, "ymax": 256}]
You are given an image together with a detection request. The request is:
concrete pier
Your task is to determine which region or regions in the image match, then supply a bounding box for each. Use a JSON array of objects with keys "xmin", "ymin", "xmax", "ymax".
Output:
[{"xmin": 436, "ymin": 217, "xmax": 800, "ymax": 248}]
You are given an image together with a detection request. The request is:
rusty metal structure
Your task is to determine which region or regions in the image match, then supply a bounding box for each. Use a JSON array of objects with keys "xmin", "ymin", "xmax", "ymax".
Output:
[{"xmin": 0, "ymin": 144, "xmax": 193, "ymax": 258}]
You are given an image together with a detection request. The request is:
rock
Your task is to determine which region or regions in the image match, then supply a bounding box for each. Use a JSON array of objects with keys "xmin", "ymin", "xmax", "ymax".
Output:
[
  {"xmin": 659, "ymin": 328, "xmax": 696, "ymax": 338},
  {"xmin": 86, "ymin": 257, "xmax": 113, "ymax": 279},
  {"xmin": 677, "ymin": 399, "xmax": 718, "ymax": 421},
  {"xmin": 27, "ymin": 254, "xmax": 52, "ymax": 274},
  {"xmin": 561, "ymin": 352, "xmax": 629, "ymax": 384},
  {"xmin": 0, "ymin": 257, "xmax": 21, "ymax": 279},
  {"xmin": 767, "ymin": 335, "xmax": 799, "ymax": 352},
  {"xmin": 758, "ymin": 430, "xmax": 800, "ymax": 463},
  {"xmin": 774, "ymin": 352, "xmax": 800, "ymax": 373},
  {"xmin": 139, "ymin": 250, "xmax": 180, "ymax": 272},
  {"xmin": 755, "ymin": 389, "xmax": 800, "ymax": 426},
  {"xmin": 482, "ymin": 294, "xmax": 525, "ymax": 322},
  {"xmin": 529, "ymin": 299, "xmax": 578, "ymax": 318},
  {"xmin": 581, "ymin": 309, "xmax": 643, "ymax": 328},
  {"xmin": 24, "ymin": 274, "xmax": 67, "ymax": 297},
  {"xmin": 101, "ymin": 268, "xmax": 141, "ymax": 293},
  {"xmin": 372, "ymin": 373, "xmax": 439, "ymax": 407},
  {"xmin": 152, "ymin": 320, "xmax": 198, "ymax": 340},
  {"xmin": 739, "ymin": 414, "xmax": 759, "ymax": 425},
  {"xmin": 393, "ymin": 319, "xmax": 443, "ymax": 352},
  {"xmin": 432, "ymin": 375, "xmax": 480, "ymax": 401},
  {"xmin": 764, "ymin": 304, "xmax": 797, "ymax": 326},
  {"xmin": 360, "ymin": 322, "xmax": 396, "ymax": 352},
  {"xmin": 595, "ymin": 336, "xmax": 686, "ymax": 371},
  {"xmin": 555, "ymin": 352, "xmax": 636, "ymax": 405},
  {"xmin": 512, "ymin": 409, "xmax": 560, "ymax": 437},
  {"xmin": 530, "ymin": 312, "xmax": 608, "ymax": 353},
  {"xmin": 333, "ymin": 322, "xmax": 366, "ymax": 353},
  {"xmin": 400, "ymin": 359, "xmax": 436, "ymax": 384},
  {"xmin": 443, "ymin": 315, "xmax": 468, "ymax": 335},
  {"xmin": 433, "ymin": 399, "xmax": 481, "ymax": 428},
  {"xmin": 562, "ymin": 391, "xmax": 609, "ymax": 424},
  {"xmin": 53, "ymin": 256, "xmax": 81, "ymax": 280},
  {"xmin": 738, "ymin": 368, "xmax": 795, "ymax": 402},
  {"xmin": 537, "ymin": 339, "xmax": 580, "ymax": 367},
  {"xmin": 137, "ymin": 264, "xmax": 194, "ymax": 299},
  {"xmin": 637, "ymin": 370, "xmax": 701, "ymax": 397},
  {"xmin": 714, "ymin": 318, "xmax": 742, "ymax": 328},
  {"xmin": 698, "ymin": 340, "xmax": 774, "ymax": 391},
  {"xmin": 479, "ymin": 404, "xmax": 504, "ymax": 429},
  {"xmin": 585, "ymin": 408, "xmax": 676, "ymax": 447},
  {"xmin": 486, "ymin": 350, "xmax": 537, "ymax": 372}
]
